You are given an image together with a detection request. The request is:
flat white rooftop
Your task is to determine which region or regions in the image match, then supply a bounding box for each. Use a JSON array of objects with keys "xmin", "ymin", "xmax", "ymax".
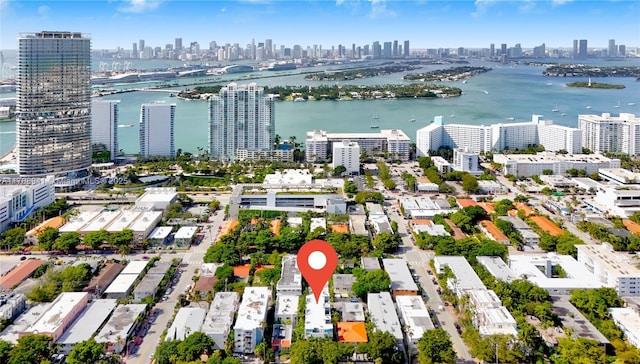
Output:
[
  {"xmin": 106, "ymin": 211, "xmax": 141, "ymax": 232},
  {"xmin": 175, "ymin": 226, "xmax": 198, "ymax": 240},
  {"xmin": 275, "ymin": 295, "xmax": 299, "ymax": 318},
  {"xmin": 27, "ymin": 292, "xmax": 88, "ymax": 334},
  {"xmin": 235, "ymin": 287, "xmax": 271, "ymax": 331},
  {"xmin": 203, "ymin": 292, "xmax": 239, "ymax": 336},
  {"xmin": 494, "ymin": 152, "xmax": 615, "ymax": 164},
  {"xmin": 95, "ymin": 304, "xmax": 146, "ymax": 344},
  {"xmin": 56, "ymin": 299, "xmax": 117, "ymax": 345},
  {"xmin": 263, "ymin": 170, "xmax": 313, "ymax": 185},
  {"xmin": 396, "ymin": 295, "xmax": 433, "ymax": 341},
  {"xmin": 59, "ymin": 211, "xmax": 100, "ymax": 232},
  {"xmin": 82, "ymin": 211, "xmax": 121, "ymax": 232},
  {"xmin": 367, "ymin": 292, "xmax": 403, "ymax": 342},
  {"xmin": 434, "ymin": 256, "xmax": 486, "ymax": 291},
  {"xmin": 120, "ymin": 260, "xmax": 148, "ymax": 275},
  {"xmin": 103, "ymin": 274, "xmax": 139, "ymax": 295},
  {"xmin": 148, "ymin": 226, "xmax": 173, "ymax": 240},
  {"xmin": 0, "ymin": 303, "xmax": 51, "ymax": 344},
  {"xmin": 477, "ymin": 256, "xmax": 518, "ymax": 282},
  {"xmin": 599, "ymin": 168, "xmax": 640, "ymax": 184},
  {"xmin": 166, "ymin": 307, "xmax": 207, "ymax": 341},
  {"xmin": 276, "ymin": 255, "xmax": 302, "ymax": 293},
  {"xmin": 287, "ymin": 217, "xmax": 303, "ymax": 227},
  {"xmin": 129, "ymin": 211, "xmax": 162, "ymax": 232},
  {"xmin": 609, "ymin": 307, "xmax": 640, "ymax": 347},
  {"xmin": 310, "ymin": 218, "xmax": 326, "ymax": 232},
  {"xmin": 135, "ymin": 187, "xmax": 178, "ymax": 205},
  {"xmin": 509, "ymin": 253, "xmax": 602, "ymax": 290},
  {"xmin": 305, "ymin": 286, "xmax": 331, "ymax": 333},
  {"xmin": 576, "ymin": 244, "xmax": 640, "ymax": 278},
  {"xmin": 383, "ymin": 259, "xmax": 419, "ymax": 292}
]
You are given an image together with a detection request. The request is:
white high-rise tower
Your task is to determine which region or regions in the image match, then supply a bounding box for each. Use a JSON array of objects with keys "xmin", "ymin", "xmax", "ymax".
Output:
[
  {"xmin": 91, "ymin": 100, "xmax": 119, "ymax": 161},
  {"xmin": 139, "ymin": 102, "xmax": 176, "ymax": 158}
]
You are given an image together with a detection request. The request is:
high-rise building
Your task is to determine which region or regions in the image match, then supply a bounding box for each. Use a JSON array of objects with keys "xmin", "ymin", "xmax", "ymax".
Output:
[
  {"xmin": 579, "ymin": 113, "xmax": 640, "ymax": 155},
  {"xmin": 619, "ymin": 45, "xmax": 626, "ymax": 57},
  {"xmin": 139, "ymin": 39, "xmax": 145, "ymax": 54},
  {"xmin": 132, "ymin": 42, "xmax": 138, "ymax": 58},
  {"xmin": 332, "ymin": 140, "xmax": 360, "ymax": 175},
  {"xmin": 91, "ymin": 100, "xmax": 119, "ymax": 161},
  {"xmin": 579, "ymin": 39, "xmax": 588, "ymax": 58},
  {"xmin": 372, "ymin": 41, "xmax": 381, "ymax": 58},
  {"xmin": 383, "ymin": 42, "xmax": 392, "ymax": 58},
  {"xmin": 404, "ymin": 40, "xmax": 410, "ymax": 57},
  {"xmin": 500, "ymin": 43, "xmax": 507, "ymax": 56},
  {"xmin": 265, "ymin": 39, "xmax": 272, "ymax": 58},
  {"xmin": 139, "ymin": 102, "xmax": 176, "ymax": 158},
  {"xmin": 16, "ymin": 31, "xmax": 92, "ymax": 177},
  {"xmin": 490, "ymin": 43, "xmax": 495, "ymax": 58},
  {"xmin": 608, "ymin": 39, "xmax": 617, "ymax": 57},
  {"xmin": 208, "ymin": 83, "xmax": 275, "ymax": 161},
  {"xmin": 573, "ymin": 40, "xmax": 579, "ymax": 58},
  {"xmin": 175, "ymin": 38, "xmax": 182, "ymax": 52},
  {"xmin": 533, "ymin": 43, "xmax": 546, "ymax": 58},
  {"xmin": 393, "ymin": 40, "xmax": 398, "ymax": 57}
]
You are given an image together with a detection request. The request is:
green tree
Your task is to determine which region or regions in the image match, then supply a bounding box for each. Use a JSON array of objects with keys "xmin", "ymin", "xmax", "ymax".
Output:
[
  {"xmin": 109, "ymin": 229, "xmax": 134, "ymax": 247},
  {"xmin": 154, "ymin": 340, "xmax": 180, "ymax": 364},
  {"xmin": 178, "ymin": 332, "xmax": 215, "ymax": 361},
  {"xmin": 0, "ymin": 340, "xmax": 13, "ymax": 364},
  {"xmin": 37, "ymin": 227, "xmax": 59, "ymax": 251},
  {"xmin": 67, "ymin": 338, "xmax": 104, "ymax": 364},
  {"xmin": 333, "ymin": 165, "xmax": 347, "ymax": 176},
  {"xmin": 461, "ymin": 173, "xmax": 479, "ymax": 193},
  {"xmin": 352, "ymin": 268, "xmax": 391, "ymax": 300},
  {"xmin": 83, "ymin": 229, "xmax": 110, "ymax": 250},
  {"xmin": 551, "ymin": 337, "xmax": 606, "ymax": 364},
  {"xmin": 417, "ymin": 328, "xmax": 456, "ymax": 364},
  {"xmin": 372, "ymin": 232, "xmax": 400, "ymax": 253},
  {"xmin": 493, "ymin": 199, "xmax": 514, "ymax": 216},
  {"xmin": 8, "ymin": 334, "xmax": 53, "ymax": 364},
  {"xmin": 53, "ymin": 232, "xmax": 81, "ymax": 252},
  {"xmin": 358, "ymin": 331, "xmax": 402, "ymax": 363},
  {"xmin": 0, "ymin": 227, "xmax": 25, "ymax": 250},
  {"xmin": 209, "ymin": 200, "xmax": 221, "ymax": 211}
]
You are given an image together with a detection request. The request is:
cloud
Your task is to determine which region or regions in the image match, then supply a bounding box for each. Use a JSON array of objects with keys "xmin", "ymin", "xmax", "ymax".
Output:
[
  {"xmin": 368, "ymin": 0, "xmax": 395, "ymax": 19},
  {"xmin": 118, "ymin": 0, "xmax": 162, "ymax": 13},
  {"xmin": 472, "ymin": 0, "xmax": 498, "ymax": 17},
  {"xmin": 220, "ymin": 7, "xmax": 226, "ymax": 12},
  {"xmin": 336, "ymin": 0, "xmax": 345, "ymax": 5},
  {"xmin": 552, "ymin": 0, "xmax": 573, "ymax": 5},
  {"xmin": 38, "ymin": 5, "xmax": 50, "ymax": 16}
]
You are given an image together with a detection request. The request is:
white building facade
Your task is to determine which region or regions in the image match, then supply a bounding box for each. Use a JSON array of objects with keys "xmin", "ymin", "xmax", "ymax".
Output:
[
  {"xmin": 233, "ymin": 287, "xmax": 271, "ymax": 353},
  {"xmin": 208, "ymin": 83, "xmax": 275, "ymax": 161},
  {"xmin": 139, "ymin": 102, "xmax": 176, "ymax": 157},
  {"xmin": 306, "ymin": 129, "xmax": 410, "ymax": 162},
  {"xmin": 91, "ymin": 100, "xmax": 119, "ymax": 160},
  {"xmin": 579, "ymin": 113, "xmax": 640, "ymax": 155},
  {"xmin": 0, "ymin": 176, "xmax": 55, "ymax": 233},
  {"xmin": 332, "ymin": 140, "xmax": 360, "ymax": 175}
]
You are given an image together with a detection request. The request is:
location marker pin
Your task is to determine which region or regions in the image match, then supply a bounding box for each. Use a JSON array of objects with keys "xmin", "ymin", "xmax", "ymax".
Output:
[{"xmin": 297, "ymin": 239, "xmax": 338, "ymax": 304}]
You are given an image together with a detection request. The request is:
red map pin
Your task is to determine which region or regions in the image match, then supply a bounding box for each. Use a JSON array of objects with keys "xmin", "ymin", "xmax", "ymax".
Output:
[{"xmin": 297, "ymin": 239, "xmax": 338, "ymax": 304}]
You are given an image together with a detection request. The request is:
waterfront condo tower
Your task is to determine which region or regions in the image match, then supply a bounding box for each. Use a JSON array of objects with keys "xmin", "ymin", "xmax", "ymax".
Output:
[
  {"xmin": 139, "ymin": 102, "xmax": 176, "ymax": 158},
  {"xmin": 16, "ymin": 31, "xmax": 92, "ymax": 177},
  {"xmin": 91, "ymin": 100, "xmax": 119, "ymax": 161},
  {"xmin": 208, "ymin": 83, "xmax": 275, "ymax": 161}
]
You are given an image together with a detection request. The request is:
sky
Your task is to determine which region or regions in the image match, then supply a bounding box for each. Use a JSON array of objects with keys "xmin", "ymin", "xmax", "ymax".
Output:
[{"xmin": 0, "ymin": 0, "xmax": 638, "ymax": 51}]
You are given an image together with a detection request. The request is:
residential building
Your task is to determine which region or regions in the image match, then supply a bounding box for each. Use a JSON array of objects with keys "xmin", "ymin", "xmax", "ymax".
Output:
[
  {"xmin": 174, "ymin": 226, "xmax": 198, "ymax": 246},
  {"xmin": 275, "ymin": 295, "xmax": 299, "ymax": 326},
  {"xmin": 338, "ymin": 302, "xmax": 365, "ymax": 322},
  {"xmin": 305, "ymin": 129, "xmax": 410, "ymax": 162},
  {"xmin": 139, "ymin": 102, "xmax": 176, "ymax": 157},
  {"xmin": 332, "ymin": 140, "xmax": 360, "ymax": 175},
  {"xmin": 0, "ymin": 259, "xmax": 45, "ymax": 291},
  {"xmin": 276, "ymin": 255, "xmax": 302, "ymax": 296},
  {"xmin": 367, "ymin": 292, "xmax": 404, "ymax": 348},
  {"xmin": 304, "ymin": 285, "xmax": 332, "ymax": 339},
  {"xmin": 83, "ymin": 263, "xmax": 122, "ymax": 297},
  {"xmin": 479, "ymin": 220, "xmax": 509, "ymax": 244},
  {"xmin": 577, "ymin": 244, "xmax": 640, "ymax": 296},
  {"xmin": 16, "ymin": 31, "xmax": 92, "ymax": 177},
  {"xmin": 453, "ymin": 148, "xmax": 482, "ymax": 175},
  {"xmin": 0, "ymin": 176, "xmax": 55, "ymax": 234},
  {"xmin": 396, "ymin": 295, "xmax": 433, "ymax": 355},
  {"xmin": 234, "ymin": 287, "xmax": 271, "ymax": 353},
  {"xmin": 432, "ymin": 156, "xmax": 451, "ymax": 174},
  {"xmin": 579, "ymin": 113, "xmax": 640, "ymax": 155},
  {"xmin": 0, "ymin": 293, "xmax": 26, "ymax": 321},
  {"xmin": 591, "ymin": 185, "xmax": 640, "ymax": 218},
  {"xmin": 209, "ymin": 83, "xmax": 275, "ymax": 161},
  {"xmin": 433, "ymin": 256, "xmax": 486, "ymax": 297},
  {"xmin": 609, "ymin": 308, "xmax": 640, "ymax": 348},
  {"xmin": 599, "ymin": 168, "xmax": 640, "ymax": 185},
  {"xmin": 166, "ymin": 307, "xmax": 207, "ymax": 341},
  {"xmin": 361, "ymin": 257, "xmax": 381, "ymax": 271},
  {"xmin": 494, "ymin": 152, "xmax": 620, "ymax": 177},
  {"xmin": 497, "ymin": 216, "xmax": 539, "ymax": 245},
  {"xmin": 236, "ymin": 149, "xmax": 293, "ymax": 162},
  {"xmin": 476, "ymin": 306, "xmax": 518, "ymax": 336},
  {"xmin": 477, "ymin": 256, "xmax": 518, "ymax": 282},
  {"xmin": 91, "ymin": 100, "xmax": 119, "ymax": 160},
  {"xmin": 332, "ymin": 274, "xmax": 356, "ymax": 299},
  {"xmin": 95, "ymin": 304, "xmax": 146, "ymax": 354},
  {"xmin": 382, "ymin": 259, "xmax": 419, "ymax": 298},
  {"xmin": 416, "ymin": 115, "xmax": 582, "ymax": 156},
  {"xmin": 21, "ymin": 292, "xmax": 89, "ymax": 342},
  {"xmin": 56, "ymin": 299, "xmax": 117, "ymax": 354},
  {"xmin": 133, "ymin": 273, "xmax": 164, "ymax": 303}
]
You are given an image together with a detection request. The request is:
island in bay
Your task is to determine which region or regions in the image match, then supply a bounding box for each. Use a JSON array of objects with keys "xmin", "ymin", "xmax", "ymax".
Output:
[
  {"xmin": 403, "ymin": 66, "xmax": 492, "ymax": 81},
  {"xmin": 566, "ymin": 81, "xmax": 625, "ymax": 89}
]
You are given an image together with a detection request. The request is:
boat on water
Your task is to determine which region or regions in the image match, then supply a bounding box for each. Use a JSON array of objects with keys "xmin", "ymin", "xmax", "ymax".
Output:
[
  {"xmin": 370, "ymin": 122, "xmax": 379, "ymax": 129},
  {"xmin": 169, "ymin": 93, "xmax": 176, "ymax": 97},
  {"xmin": 614, "ymin": 101, "xmax": 621, "ymax": 108},
  {"xmin": 462, "ymin": 80, "xmax": 467, "ymax": 84},
  {"xmin": 482, "ymin": 90, "xmax": 489, "ymax": 95},
  {"xmin": 450, "ymin": 112, "xmax": 456, "ymax": 118},
  {"xmin": 586, "ymin": 105, "xmax": 592, "ymax": 109},
  {"xmin": 373, "ymin": 115, "xmax": 380, "ymax": 120},
  {"xmin": 118, "ymin": 124, "xmax": 134, "ymax": 128},
  {"xmin": 546, "ymin": 82, "xmax": 553, "ymax": 86},
  {"xmin": 505, "ymin": 117, "xmax": 515, "ymax": 121},
  {"xmin": 561, "ymin": 112, "xmax": 567, "ymax": 116},
  {"xmin": 629, "ymin": 102, "xmax": 637, "ymax": 106},
  {"xmin": 552, "ymin": 104, "xmax": 559, "ymax": 112},
  {"xmin": 293, "ymin": 97, "xmax": 306, "ymax": 102}
]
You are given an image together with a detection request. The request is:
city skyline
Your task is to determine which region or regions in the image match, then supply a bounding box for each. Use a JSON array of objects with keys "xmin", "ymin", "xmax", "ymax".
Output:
[{"xmin": 1, "ymin": 0, "xmax": 638, "ymax": 51}]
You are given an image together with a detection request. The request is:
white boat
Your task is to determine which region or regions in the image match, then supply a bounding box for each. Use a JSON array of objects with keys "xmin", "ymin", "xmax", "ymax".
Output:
[
  {"xmin": 505, "ymin": 117, "xmax": 515, "ymax": 121},
  {"xmin": 293, "ymin": 97, "xmax": 306, "ymax": 102},
  {"xmin": 462, "ymin": 80, "xmax": 467, "ymax": 84},
  {"xmin": 482, "ymin": 90, "xmax": 489, "ymax": 95},
  {"xmin": 370, "ymin": 122, "xmax": 379, "ymax": 129},
  {"xmin": 552, "ymin": 104, "xmax": 559, "ymax": 112},
  {"xmin": 409, "ymin": 115, "xmax": 416, "ymax": 122},
  {"xmin": 449, "ymin": 112, "xmax": 456, "ymax": 118},
  {"xmin": 118, "ymin": 124, "xmax": 134, "ymax": 128},
  {"xmin": 614, "ymin": 101, "xmax": 621, "ymax": 108},
  {"xmin": 561, "ymin": 112, "xmax": 567, "ymax": 116},
  {"xmin": 629, "ymin": 102, "xmax": 637, "ymax": 106},
  {"xmin": 546, "ymin": 82, "xmax": 553, "ymax": 86},
  {"xmin": 586, "ymin": 105, "xmax": 592, "ymax": 109},
  {"xmin": 373, "ymin": 115, "xmax": 379, "ymax": 120}
]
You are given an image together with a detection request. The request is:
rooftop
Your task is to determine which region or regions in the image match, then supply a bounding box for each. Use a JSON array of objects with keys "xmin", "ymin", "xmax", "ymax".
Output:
[
  {"xmin": 235, "ymin": 287, "xmax": 271, "ymax": 331},
  {"xmin": 95, "ymin": 304, "xmax": 147, "ymax": 344},
  {"xmin": 339, "ymin": 302, "xmax": 365, "ymax": 322},
  {"xmin": 56, "ymin": 299, "xmax": 117, "ymax": 345},
  {"xmin": 275, "ymin": 295, "xmax": 300, "ymax": 318},
  {"xmin": 495, "ymin": 152, "xmax": 615, "ymax": 164},
  {"xmin": 134, "ymin": 274, "xmax": 164, "ymax": 296},
  {"xmin": 498, "ymin": 216, "xmax": 531, "ymax": 231},
  {"xmin": 477, "ymin": 256, "xmax": 518, "ymax": 282},
  {"xmin": 332, "ymin": 274, "xmax": 356, "ymax": 291},
  {"xmin": 59, "ymin": 211, "xmax": 101, "ymax": 233},
  {"xmin": 0, "ymin": 303, "xmax": 51, "ymax": 344},
  {"xmin": 396, "ymin": 295, "xmax": 434, "ymax": 340},
  {"xmin": 382, "ymin": 259, "xmax": 419, "ymax": 292},
  {"xmin": 128, "ymin": 211, "xmax": 162, "ymax": 232},
  {"xmin": 175, "ymin": 226, "xmax": 198, "ymax": 240},
  {"xmin": 337, "ymin": 322, "xmax": 368, "ymax": 343},
  {"xmin": 194, "ymin": 276, "xmax": 217, "ymax": 292},
  {"xmin": 135, "ymin": 187, "xmax": 178, "ymax": 206},
  {"xmin": 120, "ymin": 260, "xmax": 149, "ymax": 275},
  {"xmin": 365, "ymin": 203, "xmax": 385, "ymax": 215},
  {"xmin": 361, "ymin": 257, "xmax": 381, "ymax": 271},
  {"xmin": 0, "ymin": 259, "xmax": 44, "ymax": 290},
  {"xmin": 551, "ymin": 295, "xmax": 610, "ymax": 345},
  {"xmin": 166, "ymin": 307, "xmax": 207, "ymax": 341},
  {"xmin": 106, "ymin": 211, "xmax": 141, "ymax": 232},
  {"xmin": 84, "ymin": 263, "xmax": 123, "ymax": 295},
  {"xmin": 509, "ymin": 253, "xmax": 602, "ymax": 290},
  {"xmin": 202, "ymin": 292, "xmax": 239, "ymax": 335},
  {"xmin": 529, "ymin": 216, "xmax": 563, "ymax": 236},
  {"xmin": 28, "ymin": 292, "xmax": 88, "ymax": 334},
  {"xmin": 103, "ymin": 274, "xmax": 139, "ymax": 295},
  {"xmin": 367, "ymin": 292, "xmax": 403, "ymax": 341},
  {"xmin": 276, "ymin": 255, "xmax": 302, "ymax": 293},
  {"xmin": 576, "ymin": 244, "xmax": 640, "ymax": 278},
  {"xmin": 83, "ymin": 211, "xmax": 120, "ymax": 232},
  {"xmin": 147, "ymin": 261, "xmax": 172, "ymax": 276},
  {"xmin": 434, "ymin": 256, "xmax": 486, "ymax": 291},
  {"xmin": 263, "ymin": 170, "xmax": 313, "ymax": 186},
  {"xmin": 148, "ymin": 226, "xmax": 173, "ymax": 240},
  {"xmin": 305, "ymin": 286, "xmax": 331, "ymax": 333},
  {"xmin": 479, "ymin": 220, "xmax": 509, "ymax": 242}
]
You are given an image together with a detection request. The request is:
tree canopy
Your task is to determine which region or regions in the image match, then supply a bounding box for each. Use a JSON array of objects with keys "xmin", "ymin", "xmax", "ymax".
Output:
[
  {"xmin": 352, "ymin": 268, "xmax": 391, "ymax": 300},
  {"xmin": 417, "ymin": 328, "xmax": 456, "ymax": 364},
  {"xmin": 8, "ymin": 334, "xmax": 53, "ymax": 364},
  {"xmin": 67, "ymin": 338, "xmax": 105, "ymax": 364}
]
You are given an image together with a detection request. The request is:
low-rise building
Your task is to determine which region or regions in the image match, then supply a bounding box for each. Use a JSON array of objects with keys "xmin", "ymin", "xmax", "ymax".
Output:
[
  {"xmin": 174, "ymin": 226, "xmax": 198, "ymax": 246},
  {"xmin": 609, "ymin": 308, "xmax": 640, "ymax": 349},
  {"xmin": 410, "ymin": 220, "xmax": 449, "ymax": 236},
  {"xmin": 478, "ymin": 180, "xmax": 506, "ymax": 194},
  {"xmin": 84, "ymin": 263, "xmax": 123, "ymax": 297},
  {"xmin": 551, "ymin": 295, "xmax": 610, "ymax": 348},
  {"xmin": 382, "ymin": 259, "xmax": 419, "ymax": 299},
  {"xmin": 338, "ymin": 302, "xmax": 365, "ymax": 322},
  {"xmin": 396, "ymin": 295, "xmax": 433, "ymax": 355},
  {"xmin": 0, "ymin": 259, "xmax": 44, "ymax": 291},
  {"xmin": 275, "ymin": 295, "xmax": 300, "ymax": 327},
  {"xmin": 400, "ymin": 197, "xmax": 457, "ymax": 219},
  {"xmin": 0, "ymin": 293, "xmax": 26, "ymax": 321},
  {"xmin": 133, "ymin": 273, "xmax": 164, "ymax": 303},
  {"xmin": 0, "ymin": 175, "xmax": 55, "ymax": 234},
  {"xmin": 433, "ymin": 256, "xmax": 486, "ymax": 297},
  {"xmin": 479, "ymin": 220, "xmax": 509, "ymax": 244},
  {"xmin": 0, "ymin": 303, "xmax": 51, "ymax": 344},
  {"xmin": 577, "ymin": 244, "xmax": 640, "ymax": 296},
  {"xmin": 337, "ymin": 322, "xmax": 368, "ymax": 343},
  {"xmin": 599, "ymin": 168, "xmax": 640, "ymax": 185},
  {"xmin": 95, "ymin": 304, "xmax": 146, "ymax": 354},
  {"xmin": 304, "ymin": 286, "xmax": 332, "ymax": 339},
  {"xmin": 276, "ymin": 255, "xmax": 302, "ymax": 296},
  {"xmin": 590, "ymin": 185, "xmax": 640, "ymax": 218},
  {"xmin": 477, "ymin": 256, "xmax": 518, "ymax": 283},
  {"xmin": 148, "ymin": 226, "xmax": 173, "ymax": 245},
  {"xmin": 21, "ymin": 292, "xmax": 89, "ymax": 342},
  {"xmin": 361, "ymin": 257, "xmax": 381, "ymax": 271},
  {"xmin": 234, "ymin": 287, "xmax": 271, "ymax": 353},
  {"xmin": 476, "ymin": 306, "xmax": 518, "ymax": 336},
  {"xmin": 332, "ymin": 274, "xmax": 356, "ymax": 299},
  {"xmin": 416, "ymin": 177, "xmax": 439, "ymax": 192},
  {"xmin": 166, "ymin": 307, "xmax": 207, "ymax": 341},
  {"xmin": 365, "ymin": 203, "xmax": 385, "ymax": 216},
  {"xmin": 203, "ymin": 292, "xmax": 240, "ymax": 350},
  {"xmin": 349, "ymin": 215, "xmax": 368, "ymax": 236},
  {"xmin": 369, "ymin": 214, "xmax": 392, "ymax": 235},
  {"xmin": 104, "ymin": 274, "xmax": 140, "ymax": 300},
  {"xmin": 135, "ymin": 187, "xmax": 178, "ymax": 211},
  {"xmin": 310, "ymin": 217, "xmax": 326, "ymax": 233},
  {"xmin": 497, "ymin": 216, "xmax": 539, "ymax": 245},
  {"xmin": 367, "ymin": 292, "xmax": 404, "ymax": 348},
  {"xmin": 56, "ymin": 299, "xmax": 117, "ymax": 354},
  {"xmin": 494, "ymin": 152, "xmax": 620, "ymax": 178}
]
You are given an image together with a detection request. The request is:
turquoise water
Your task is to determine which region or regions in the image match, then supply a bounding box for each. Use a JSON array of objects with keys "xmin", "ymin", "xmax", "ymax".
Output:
[{"xmin": 1, "ymin": 59, "xmax": 639, "ymax": 155}]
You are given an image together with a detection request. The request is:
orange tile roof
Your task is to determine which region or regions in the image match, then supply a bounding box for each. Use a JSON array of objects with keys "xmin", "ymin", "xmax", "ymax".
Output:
[
  {"xmin": 416, "ymin": 176, "xmax": 431, "ymax": 183},
  {"xmin": 479, "ymin": 220, "xmax": 509, "ymax": 242},
  {"xmin": 410, "ymin": 219, "xmax": 433, "ymax": 226},
  {"xmin": 0, "ymin": 259, "xmax": 44, "ymax": 290},
  {"xmin": 27, "ymin": 216, "xmax": 65, "ymax": 237},
  {"xmin": 217, "ymin": 219, "xmax": 239, "ymax": 241},
  {"xmin": 270, "ymin": 220, "xmax": 281, "ymax": 236},
  {"xmin": 477, "ymin": 202, "xmax": 495, "ymax": 214},
  {"xmin": 337, "ymin": 322, "xmax": 368, "ymax": 343},
  {"xmin": 623, "ymin": 220, "xmax": 640, "ymax": 235},
  {"xmin": 233, "ymin": 264, "xmax": 276, "ymax": 277},
  {"xmin": 456, "ymin": 199, "xmax": 477, "ymax": 208},
  {"xmin": 514, "ymin": 202, "xmax": 534, "ymax": 217},
  {"xmin": 330, "ymin": 224, "xmax": 349, "ymax": 233},
  {"xmin": 530, "ymin": 216, "xmax": 563, "ymax": 236}
]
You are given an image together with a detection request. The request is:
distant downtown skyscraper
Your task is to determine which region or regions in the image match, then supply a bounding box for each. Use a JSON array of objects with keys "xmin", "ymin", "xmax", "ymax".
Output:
[
  {"xmin": 208, "ymin": 83, "xmax": 275, "ymax": 161},
  {"xmin": 91, "ymin": 100, "xmax": 119, "ymax": 161},
  {"xmin": 139, "ymin": 102, "xmax": 176, "ymax": 158},
  {"xmin": 16, "ymin": 31, "xmax": 92, "ymax": 177}
]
